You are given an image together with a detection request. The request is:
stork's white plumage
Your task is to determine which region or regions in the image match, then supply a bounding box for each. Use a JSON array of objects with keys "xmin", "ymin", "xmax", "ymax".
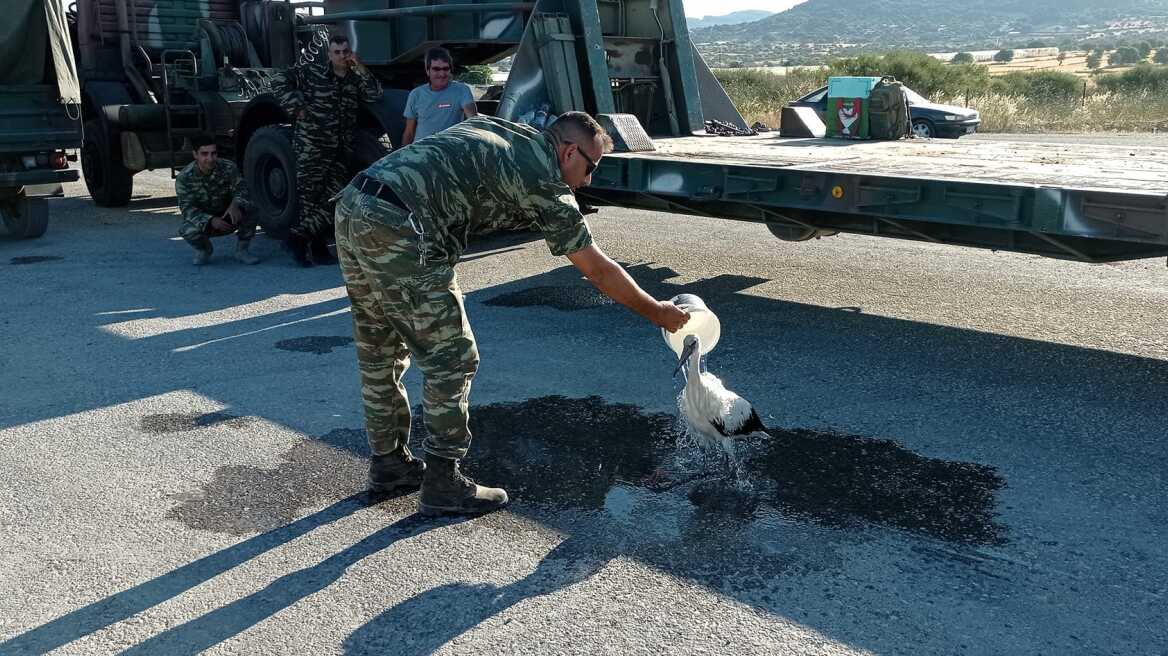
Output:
[{"xmin": 674, "ymin": 334, "xmax": 767, "ymax": 458}]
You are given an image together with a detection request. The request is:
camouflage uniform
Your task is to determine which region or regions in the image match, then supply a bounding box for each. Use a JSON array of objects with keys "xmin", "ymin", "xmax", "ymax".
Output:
[
  {"xmin": 335, "ymin": 116, "xmax": 592, "ymax": 460},
  {"xmin": 175, "ymin": 159, "xmax": 255, "ymax": 245},
  {"xmin": 271, "ymin": 59, "xmax": 383, "ymax": 239}
]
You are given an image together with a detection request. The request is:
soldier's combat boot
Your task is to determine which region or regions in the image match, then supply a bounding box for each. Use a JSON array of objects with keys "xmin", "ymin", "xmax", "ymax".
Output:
[
  {"xmin": 310, "ymin": 235, "xmax": 338, "ymax": 265},
  {"xmin": 418, "ymin": 454, "xmax": 509, "ymax": 516},
  {"xmin": 234, "ymin": 240, "xmax": 260, "ymax": 265},
  {"xmin": 191, "ymin": 238, "xmax": 212, "ymax": 265},
  {"xmin": 285, "ymin": 233, "xmax": 313, "ymax": 267},
  {"xmin": 368, "ymin": 448, "xmax": 425, "ymax": 495}
]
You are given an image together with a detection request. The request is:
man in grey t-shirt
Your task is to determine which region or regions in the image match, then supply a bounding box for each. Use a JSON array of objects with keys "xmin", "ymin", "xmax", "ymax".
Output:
[{"xmin": 401, "ymin": 47, "xmax": 478, "ymax": 145}]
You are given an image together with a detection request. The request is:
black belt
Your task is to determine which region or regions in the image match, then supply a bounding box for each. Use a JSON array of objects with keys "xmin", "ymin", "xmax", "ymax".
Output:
[{"xmin": 352, "ymin": 173, "xmax": 407, "ymax": 211}]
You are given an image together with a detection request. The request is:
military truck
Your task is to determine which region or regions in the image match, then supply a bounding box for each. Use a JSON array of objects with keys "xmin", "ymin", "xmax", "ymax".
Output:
[
  {"xmin": 71, "ymin": 0, "xmax": 1167, "ymax": 263},
  {"xmin": 1, "ymin": 0, "xmax": 83, "ymax": 239}
]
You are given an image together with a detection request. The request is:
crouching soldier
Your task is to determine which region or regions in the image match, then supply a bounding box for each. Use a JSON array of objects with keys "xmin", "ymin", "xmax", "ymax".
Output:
[{"xmin": 176, "ymin": 133, "xmax": 260, "ymax": 265}]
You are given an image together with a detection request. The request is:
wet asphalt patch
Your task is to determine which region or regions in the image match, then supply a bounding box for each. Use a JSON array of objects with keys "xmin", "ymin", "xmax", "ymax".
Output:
[
  {"xmin": 140, "ymin": 412, "xmax": 255, "ymax": 434},
  {"xmin": 9, "ymin": 255, "xmax": 64, "ymax": 265},
  {"xmin": 464, "ymin": 396, "xmax": 1006, "ymax": 545},
  {"xmin": 275, "ymin": 336, "xmax": 354, "ymax": 354},
  {"xmin": 168, "ymin": 397, "xmax": 1005, "ymax": 546},
  {"xmin": 484, "ymin": 285, "xmax": 614, "ymax": 311},
  {"xmin": 167, "ymin": 439, "xmax": 393, "ymax": 535},
  {"xmin": 756, "ymin": 428, "xmax": 1007, "ymax": 545}
]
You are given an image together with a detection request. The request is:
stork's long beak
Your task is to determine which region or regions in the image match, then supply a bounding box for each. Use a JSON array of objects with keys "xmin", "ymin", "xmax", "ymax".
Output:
[{"xmin": 672, "ymin": 341, "xmax": 697, "ymax": 378}]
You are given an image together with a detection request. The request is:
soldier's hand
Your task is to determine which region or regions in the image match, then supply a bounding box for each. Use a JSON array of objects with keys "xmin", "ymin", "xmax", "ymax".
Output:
[
  {"xmin": 225, "ymin": 205, "xmax": 243, "ymax": 225},
  {"xmin": 348, "ymin": 53, "xmax": 366, "ymax": 73},
  {"xmin": 210, "ymin": 216, "xmax": 233, "ymax": 232},
  {"xmin": 653, "ymin": 301, "xmax": 690, "ymax": 333}
]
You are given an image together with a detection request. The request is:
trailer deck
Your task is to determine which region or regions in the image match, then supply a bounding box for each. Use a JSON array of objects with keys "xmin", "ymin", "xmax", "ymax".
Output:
[{"xmin": 586, "ymin": 135, "xmax": 1168, "ymax": 262}]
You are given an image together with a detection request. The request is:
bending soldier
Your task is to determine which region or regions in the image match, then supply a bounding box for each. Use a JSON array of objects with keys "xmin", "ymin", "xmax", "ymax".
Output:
[
  {"xmin": 176, "ymin": 134, "xmax": 259, "ymax": 266},
  {"xmin": 334, "ymin": 113, "xmax": 690, "ymax": 517},
  {"xmin": 400, "ymin": 47, "xmax": 478, "ymax": 146},
  {"xmin": 272, "ymin": 33, "xmax": 383, "ymax": 266}
]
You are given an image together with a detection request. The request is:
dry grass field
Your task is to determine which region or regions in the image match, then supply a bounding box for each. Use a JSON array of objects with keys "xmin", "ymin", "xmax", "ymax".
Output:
[{"xmin": 984, "ymin": 51, "xmax": 1140, "ymax": 78}]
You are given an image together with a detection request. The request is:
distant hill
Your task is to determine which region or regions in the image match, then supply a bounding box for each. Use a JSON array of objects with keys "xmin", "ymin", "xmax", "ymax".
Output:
[
  {"xmin": 686, "ymin": 10, "xmax": 774, "ymax": 30},
  {"xmin": 694, "ymin": 0, "xmax": 1168, "ymax": 49}
]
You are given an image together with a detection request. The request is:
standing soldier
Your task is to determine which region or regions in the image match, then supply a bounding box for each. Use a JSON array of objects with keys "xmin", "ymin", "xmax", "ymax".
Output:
[
  {"xmin": 272, "ymin": 33, "xmax": 383, "ymax": 267},
  {"xmin": 334, "ymin": 113, "xmax": 690, "ymax": 516},
  {"xmin": 176, "ymin": 133, "xmax": 259, "ymax": 266}
]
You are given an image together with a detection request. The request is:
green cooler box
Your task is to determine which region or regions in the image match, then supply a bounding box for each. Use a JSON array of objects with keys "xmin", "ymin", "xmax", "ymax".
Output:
[{"xmin": 825, "ymin": 76, "xmax": 880, "ymax": 139}]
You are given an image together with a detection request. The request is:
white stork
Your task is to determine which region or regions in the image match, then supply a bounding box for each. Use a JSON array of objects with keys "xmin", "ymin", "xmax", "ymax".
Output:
[{"xmin": 674, "ymin": 334, "xmax": 767, "ymax": 463}]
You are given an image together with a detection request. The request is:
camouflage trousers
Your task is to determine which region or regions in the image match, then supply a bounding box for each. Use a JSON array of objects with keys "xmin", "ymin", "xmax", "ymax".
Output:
[
  {"xmin": 293, "ymin": 137, "xmax": 349, "ymax": 239},
  {"xmin": 178, "ymin": 207, "xmax": 257, "ymax": 246},
  {"xmin": 334, "ymin": 184, "xmax": 480, "ymax": 460}
]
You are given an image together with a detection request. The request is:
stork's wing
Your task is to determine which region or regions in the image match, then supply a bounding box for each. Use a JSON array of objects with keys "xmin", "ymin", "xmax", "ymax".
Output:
[
  {"xmin": 709, "ymin": 416, "xmax": 730, "ymax": 437},
  {"xmin": 737, "ymin": 408, "xmax": 767, "ymax": 435}
]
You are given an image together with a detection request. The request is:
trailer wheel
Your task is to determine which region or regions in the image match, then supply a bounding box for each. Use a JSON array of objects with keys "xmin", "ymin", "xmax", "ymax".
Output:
[
  {"xmin": 0, "ymin": 189, "xmax": 49, "ymax": 239},
  {"xmin": 244, "ymin": 125, "xmax": 297, "ymax": 239},
  {"xmin": 81, "ymin": 120, "xmax": 133, "ymax": 207},
  {"xmin": 767, "ymin": 223, "xmax": 838, "ymax": 242}
]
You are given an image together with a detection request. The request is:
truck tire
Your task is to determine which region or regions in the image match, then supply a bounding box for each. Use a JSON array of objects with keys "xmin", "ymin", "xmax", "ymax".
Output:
[
  {"xmin": 244, "ymin": 125, "xmax": 297, "ymax": 239},
  {"xmin": 82, "ymin": 120, "xmax": 133, "ymax": 207},
  {"xmin": 0, "ymin": 189, "xmax": 49, "ymax": 239}
]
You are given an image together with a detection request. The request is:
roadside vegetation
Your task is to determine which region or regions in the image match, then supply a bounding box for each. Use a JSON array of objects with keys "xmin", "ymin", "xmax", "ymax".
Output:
[{"xmin": 715, "ymin": 51, "xmax": 1168, "ymax": 133}]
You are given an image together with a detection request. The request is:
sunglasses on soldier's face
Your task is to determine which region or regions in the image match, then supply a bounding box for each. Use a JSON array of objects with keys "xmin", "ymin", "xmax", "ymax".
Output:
[
  {"xmin": 430, "ymin": 65, "xmax": 451, "ymax": 72},
  {"xmin": 567, "ymin": 142, "xmax": 600, "ymax": 176}
]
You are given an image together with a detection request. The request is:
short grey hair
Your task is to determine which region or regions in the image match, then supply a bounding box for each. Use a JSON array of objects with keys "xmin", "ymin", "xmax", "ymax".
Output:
[{"xmin": 545, "ymin": 111, "xmax": 613, "ymax": 154}]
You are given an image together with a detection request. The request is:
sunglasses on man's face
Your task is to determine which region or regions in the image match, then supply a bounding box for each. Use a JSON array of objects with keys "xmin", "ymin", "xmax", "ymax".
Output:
[
  {"xmin": 430, "ymin": 65, "xmax": 451, "ymax": 72},
  {"xmin": 568, "ymin": 142, "xmax": 600, "ymax": 176}
]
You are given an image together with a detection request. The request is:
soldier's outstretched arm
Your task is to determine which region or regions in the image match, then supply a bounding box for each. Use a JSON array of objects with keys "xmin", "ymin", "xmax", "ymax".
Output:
[{"xmin": 567, "ymin": 244, "xmax": 689, "ymax": 332}]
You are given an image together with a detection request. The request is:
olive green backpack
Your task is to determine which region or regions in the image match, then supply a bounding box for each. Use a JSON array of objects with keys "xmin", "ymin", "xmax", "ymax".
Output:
[{"xmin": 868, "ymin": 76, "xmax": 911, "ymax": 140}]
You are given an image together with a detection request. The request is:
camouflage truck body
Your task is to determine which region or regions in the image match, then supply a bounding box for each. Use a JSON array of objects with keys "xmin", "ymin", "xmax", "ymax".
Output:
[{"xmin": 0, "ymin": 0, "xmax": 84, "ymax": 239}]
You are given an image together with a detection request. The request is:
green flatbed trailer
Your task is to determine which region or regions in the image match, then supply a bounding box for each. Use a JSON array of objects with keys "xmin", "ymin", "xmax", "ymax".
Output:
[{"xmin": 586, "ymin": 134, "xmax": 1168, "ymax": 263}]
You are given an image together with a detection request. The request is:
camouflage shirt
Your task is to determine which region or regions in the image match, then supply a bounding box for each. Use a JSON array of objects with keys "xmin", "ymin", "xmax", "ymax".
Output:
[
  {"xmin": 271, "ymin": 60, "xmax": 383, "ymax": 147},
  {"xmin": 175, "ymin": 159, "xmax": 249, "ymax": 235},
  {"xmin": 363, "ymin": 116, "xmax": 593, "ymax": 261}
]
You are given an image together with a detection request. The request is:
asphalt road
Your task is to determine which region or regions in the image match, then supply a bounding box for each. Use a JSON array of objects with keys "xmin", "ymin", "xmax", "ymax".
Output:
[{"xmin": 1, "ymin": 165, "xmax": 1166, "ymax": 655}]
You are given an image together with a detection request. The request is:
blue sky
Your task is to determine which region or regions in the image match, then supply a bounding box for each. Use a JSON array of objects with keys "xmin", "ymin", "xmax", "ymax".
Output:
[{"xmin": 682, "ymin": 0, "xmax": 804, "ymax": 18}]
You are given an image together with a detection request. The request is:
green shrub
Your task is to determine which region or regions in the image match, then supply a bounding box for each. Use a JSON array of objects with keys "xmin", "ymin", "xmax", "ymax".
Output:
[
  {"xmin": 1087, "ymin": 52, "xmax": 1103, "ymax": 69},
  {"xmin": 827, "ymin": 51, "xmax": 989, "ymax": 97},
  {"xmin": 951, "ymin": 52, "xmax": 975, "ymax": 65},
  {"xmin": 990, "ymin": 70, "xmax": 1083, "ymax": 101},
  {"xmin": 1095, "ymin": 64, "xmax": 1168, "ymax": 94},
  {"xmin": 993, "ymin": 49, "xmax": 1015, "ymax": 63},
  {"xmin": 1109, "ymin": 47, "xmax": 1141, "ymax": 66},
  {"xmin": 458, "ymin": 65, "xmax": 493, "ymax": 85},
  {"xmin": 713, "ymin": 67, "xmax": 829, "ymax": 125},
  {"xmin": 1154, "ymin": 48, "xmax": 1168, "ymax": 65}
]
